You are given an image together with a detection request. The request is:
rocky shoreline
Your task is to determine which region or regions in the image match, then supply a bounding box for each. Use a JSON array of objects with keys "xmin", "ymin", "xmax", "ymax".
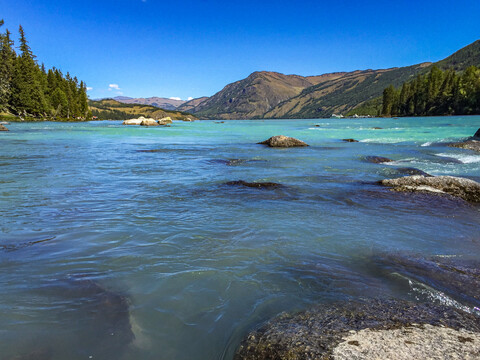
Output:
[{"xmin": 234, "ymin": 129, "xmax": 480, "ymax": 359}]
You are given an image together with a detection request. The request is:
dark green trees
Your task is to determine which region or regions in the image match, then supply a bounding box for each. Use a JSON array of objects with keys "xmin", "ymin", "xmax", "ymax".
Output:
[
  {"xmin": 381, "ymin": 65, "xmax": 480, "ymax": 117},
  {"xmin": 0, "ymin": 20, "xmax": 90, "ymax": 120}
]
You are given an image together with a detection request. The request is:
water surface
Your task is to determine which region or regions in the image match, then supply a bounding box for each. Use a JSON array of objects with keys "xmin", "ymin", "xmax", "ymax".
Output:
[{"xmin": 0, "ymin": 117, "xmax": 479, "ymax": 359}]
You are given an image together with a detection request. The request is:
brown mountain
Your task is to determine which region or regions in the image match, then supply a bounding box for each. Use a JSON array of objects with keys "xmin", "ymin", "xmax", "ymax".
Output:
[
  {"xmin": 264, "ymin": 63, "xmax": 431, "ymax": 118},
  {"xmin": 190, "ymin": 71, "xmax": 335, "ymax": 119}
]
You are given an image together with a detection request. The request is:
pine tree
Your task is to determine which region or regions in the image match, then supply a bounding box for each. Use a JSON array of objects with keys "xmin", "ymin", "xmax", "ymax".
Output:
[
  {"xmin": 11, "ymin": 25, "xmax": 47, "ymax": 116},
  {"xmin": 0, "ymin": 22, "xmax": 16, "ymax": 112},
  {"xmin": 382, "ymin": 85, "xmax": 396, "ymax": 116}
]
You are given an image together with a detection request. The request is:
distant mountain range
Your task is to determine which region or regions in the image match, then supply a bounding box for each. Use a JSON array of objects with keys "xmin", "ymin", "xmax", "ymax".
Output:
[
  {"xmin": 112, "ymin": 96, "xmax": 187, "ymax": 110},
  {"xmin": 112, "ymin": 40, "xmax": 480, "ymax": 119}
]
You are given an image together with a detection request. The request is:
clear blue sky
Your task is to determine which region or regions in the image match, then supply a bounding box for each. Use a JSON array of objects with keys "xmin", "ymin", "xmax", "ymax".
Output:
[{"xmin": 1, "ymin": 0, "xmax": 479, "ymax": 100}]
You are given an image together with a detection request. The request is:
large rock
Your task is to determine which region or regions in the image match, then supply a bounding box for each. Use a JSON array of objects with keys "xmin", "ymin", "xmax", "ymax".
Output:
[
  {"xmin": 0, "ymin": 124, "xmax": 9, "ymax": 131},
  {"xmin": 140, "ymin": 118, "xmax": 159, "ymax": 126},
  {"xmin": 0, "ymin": 121, "xmax": 10, "ymax": 125},
  {"xmin": 234, "ymin": 299, "xmax": 480, "ymax": 360},
  {"xmin": 258, "ymin": 135, "xmax": 308, "ymax": 148},
  {"xmin": 158, "ymin": 117, "xmax": 173, "ymax": 125},
  {"xmin": 380, "ymin": 175, "xmax": 480, "ymax": 202},
  {"xmin": 123, "ymin": 119, "xmax": 143, "ymax": 125},
  {"xmin": 449, "ymin": 139, "xmax": 480, "ymax": 152}
]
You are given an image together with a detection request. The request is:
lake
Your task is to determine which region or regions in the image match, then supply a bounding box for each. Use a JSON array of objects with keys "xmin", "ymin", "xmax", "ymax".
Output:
[{"xmin": 0, "ymin": 116, "xmax": 479, "ymax": 359}]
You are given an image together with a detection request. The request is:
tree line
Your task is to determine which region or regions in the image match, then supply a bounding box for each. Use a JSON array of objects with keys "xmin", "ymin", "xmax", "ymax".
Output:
[
  {"xmin": 382, "ymin": 65, "xmax": 480, "ymax": 117},
  {"xmin": 0, "ymin": 20, "xmax": 90, "ymax": 120}
]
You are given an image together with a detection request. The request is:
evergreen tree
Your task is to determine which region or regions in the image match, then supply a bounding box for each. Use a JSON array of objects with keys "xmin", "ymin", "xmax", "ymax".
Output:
[
  {"xmin": 11, "ymin": 25, "xmax": 47, "ymax": 116},
  {"xmin": 382, "ymin": 85, "xmax": 396, "ymax": 116},
  {"xmin": 0, "ymin": 23, "xmax": 16, "ymax": 112}
]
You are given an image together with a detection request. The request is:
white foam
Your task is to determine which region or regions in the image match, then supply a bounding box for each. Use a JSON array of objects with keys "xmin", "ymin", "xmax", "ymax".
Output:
[
  {"xmin": 436, "ymin": 152, "xmax": 480, "ymax": 164},
  {"xmin": 421, "ymin": 141, "xmax": 432, "ymax": 147}
]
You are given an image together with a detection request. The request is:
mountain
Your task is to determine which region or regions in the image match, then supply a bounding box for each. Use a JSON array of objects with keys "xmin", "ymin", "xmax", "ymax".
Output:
[
  {"xmin": 184, "ymin": 39, "xmax": 479, "ymax": 119},
  {"xmin": 176, "ymin": 97, "xmax": 209, "ymax": 112},
  {"xmin": 88, "ymin": 99, "xmax": 196, "ymax": 120},
  {"xmin": 264, "ymin": 64, "xmax": 431, "ymax": 118},
  {"xmin": 112, "ymin": 96, "xmax": 187, "ymax": 110},
  {"xmin": 189, "ymin": 71, "xmax": 332, "ymax": 119},
  {"xmin": 434, "ymin": 40, "xmax": 480, "ymax": 71}
]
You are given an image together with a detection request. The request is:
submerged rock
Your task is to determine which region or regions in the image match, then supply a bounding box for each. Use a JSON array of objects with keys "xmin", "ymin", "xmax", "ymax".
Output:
[
  {"xmin": 449, "ymin": 139, "xmax": 480, "ymax": 153},
  {"xmin": 395, "ymin": 167, "xmax": 432, "ymax": 177},
  {"xmin": 258, "ymin": 135, "xmax": 308, "ymax": 148},
  {"xmin": 380, "ymin": 175, "xmax": 480, "ymax": 202},
  {"xmin": 225, "ymin": 180, "xmax": 282, "ymax": 189},
  {"xmin": 372, "ymin": 127, "xmax": 383, "ymax": 129},
  {"xmin": 364, "ymin": 155, "xmax": 393, "ymax": 163},
  {"xmin": 7, "ymin": 347, "xmax": 52, "ymax": 360},
  {"xmin": 234, "ymin": 299, "xmax": 480, "ymax": 360},
  {"xmin": 0, "ymin": 124, "xmax": 9, "ymax": 131},
  {"xmin": 342, "ymin": 138, "xmax": 359, "ymax": 142},
  {"xmin": 372, "ymin": 253, "xmax": 480, "ymax": 309}
]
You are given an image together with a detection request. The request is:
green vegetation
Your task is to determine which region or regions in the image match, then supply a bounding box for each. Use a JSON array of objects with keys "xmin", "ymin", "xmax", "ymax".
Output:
[
  {"xmin": 381, "ymin": 66, "xmax": 480, "ymax": 117},
  {"xmin": 0, "ymin": 20, "xmax": 90, "ymax": 121},
  {"xmin": 89, "ymin": 99, "xmax": 196, "ymax": 120}
]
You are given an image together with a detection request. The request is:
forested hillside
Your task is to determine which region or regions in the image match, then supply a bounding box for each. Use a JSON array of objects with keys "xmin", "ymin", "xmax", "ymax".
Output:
[
  {"xmin": 0, "ymin": 20, "xmax": 89, "ymax": 121},
  {"xmin": 381, "ymin": 65, "xmax": 480, "ymax": 117}
]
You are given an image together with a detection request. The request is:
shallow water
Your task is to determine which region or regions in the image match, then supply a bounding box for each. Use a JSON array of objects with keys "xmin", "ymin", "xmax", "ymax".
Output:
[{"xmin": 0, "ymin": 116, "xmax": 479, "ymax": 359}]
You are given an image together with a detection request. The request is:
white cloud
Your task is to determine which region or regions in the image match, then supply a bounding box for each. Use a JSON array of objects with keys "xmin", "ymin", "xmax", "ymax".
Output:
[
  {"xmin": 86, "ymin": 87, "xmax": 93, "ymax": 91},
  {"xmin": 108, "ymin": 84, "xmax": 121, "ymax": 91},
  {"xmin": 169, "ymin": 97, "xmax": 181, "ymax": 101},
  {"xmin": 187, "ymin": 97, "xmax": 193, "ymax": 101}
]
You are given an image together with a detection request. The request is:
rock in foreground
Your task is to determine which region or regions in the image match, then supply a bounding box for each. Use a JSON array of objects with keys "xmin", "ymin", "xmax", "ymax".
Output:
[
  {"xmin": 258, "ymin": 135, "xmax": 308, "ymax": 148},
  {"xmin": 235, "ymin": 299, "xmax": 480, "ymax": 360},
  {"xmin": 380, "ymin": 175, "xmax": 480, "ymax": 202},
  {"xmin": 0, "ymin": 124, "xmax": 9, "ymax": 131},
  {"xmin": 474, "ymin": 128, "xmax": 480, "ymax": 138}
]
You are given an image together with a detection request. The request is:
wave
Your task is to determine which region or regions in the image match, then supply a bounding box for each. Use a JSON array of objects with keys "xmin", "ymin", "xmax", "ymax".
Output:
[{"xmin": 435, "ymin": 152, "xmax": 480, "ymax": 164}]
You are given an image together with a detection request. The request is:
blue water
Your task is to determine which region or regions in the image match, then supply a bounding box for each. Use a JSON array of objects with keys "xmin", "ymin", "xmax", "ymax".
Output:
[{"xmin": 0, "ymin": 117, "xmax": 479, "ymax": 359}]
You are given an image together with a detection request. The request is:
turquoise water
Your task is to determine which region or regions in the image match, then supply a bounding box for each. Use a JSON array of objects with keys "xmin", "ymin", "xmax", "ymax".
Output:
[{"xmin": 0, "ymin": 117, "xmax": 479, "ymax": 359}]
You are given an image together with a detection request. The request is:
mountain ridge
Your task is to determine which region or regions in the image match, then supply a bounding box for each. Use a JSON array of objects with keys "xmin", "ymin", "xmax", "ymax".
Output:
[{"xmin": 187, "ymin": 39, "xmax": 480, "ymax": 119}]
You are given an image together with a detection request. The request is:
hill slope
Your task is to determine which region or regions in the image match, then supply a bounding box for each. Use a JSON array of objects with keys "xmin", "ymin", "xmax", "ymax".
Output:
[
  {"xmin": 433, "ymin": 40, "xmax": 480, "ymax": 71},
  {"xmin": 264, "ymin": 64, "xmax": 431, "ymax": 118},
  {"xmin": 88, "ymin": 99, "xmax": 196, "ymax": 120},
  {"xmin": 176, "ymin": 97, "xmax": 209, "ymax": 112},
  {"xmin": 190, "ymin": 71, "xmax": 328, "ymax": 119}
]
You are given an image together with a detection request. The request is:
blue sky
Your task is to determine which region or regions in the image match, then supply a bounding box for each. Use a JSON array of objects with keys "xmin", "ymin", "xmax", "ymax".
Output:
[{"xmin": 1, "ymin": 0, "xmax": 479, "ymax": 100}]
